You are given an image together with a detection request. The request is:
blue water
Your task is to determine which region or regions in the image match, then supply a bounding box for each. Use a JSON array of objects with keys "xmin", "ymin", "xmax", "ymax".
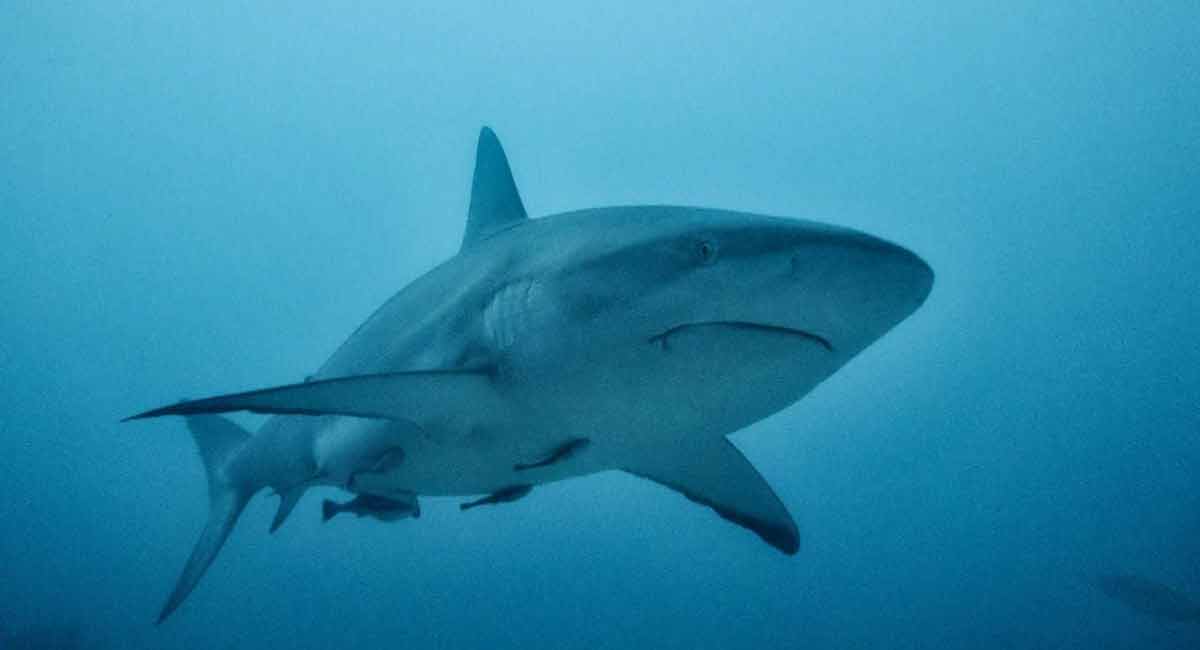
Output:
[{"xmin": 2, "ymin": 3, "xmax": 1198, "ymax": 648}]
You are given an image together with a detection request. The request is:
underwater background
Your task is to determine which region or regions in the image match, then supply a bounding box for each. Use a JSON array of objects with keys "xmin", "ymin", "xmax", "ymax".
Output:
[{"xmin": 2, "ymin": 2, "xmax": 1198, "ymax": 648}]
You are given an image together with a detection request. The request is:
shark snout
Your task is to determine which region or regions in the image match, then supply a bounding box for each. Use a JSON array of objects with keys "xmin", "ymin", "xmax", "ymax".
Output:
[
  {"xmin": 851, "ymin": 229, "xmax": 930, "ymax": 297},
  {"xmin": 784, "ymin": 229, "xmax": 933, "ymax": 351},
  {"xmin": 884, "ymin": 242, "xmax": 934, "ymax": 308},
  {"xmin": 845, "ymin": 234, "xmax": 933, "ymax": 320}
]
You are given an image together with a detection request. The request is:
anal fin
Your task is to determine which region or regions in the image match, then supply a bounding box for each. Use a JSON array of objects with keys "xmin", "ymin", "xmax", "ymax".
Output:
[{"xmin": 269, "ymin": 486, "xmax": 305, "ymax": 534}]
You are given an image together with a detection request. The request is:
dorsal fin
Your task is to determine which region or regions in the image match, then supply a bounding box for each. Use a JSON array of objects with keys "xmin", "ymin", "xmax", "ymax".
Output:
[{"xmin": 462, "ymin": 127, "xmax": 527, "ymax": 250}]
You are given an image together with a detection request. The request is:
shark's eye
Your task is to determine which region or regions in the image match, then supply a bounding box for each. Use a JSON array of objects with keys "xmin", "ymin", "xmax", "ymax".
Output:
[{"xmin": 697, "ymin": 240, "xmax": 718, "ymax": 265}]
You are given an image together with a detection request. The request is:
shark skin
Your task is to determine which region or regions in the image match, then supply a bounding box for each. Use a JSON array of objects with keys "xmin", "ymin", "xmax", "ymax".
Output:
[{"xmin": 129, "ymin": 127, "xmax": 934, "ymax": 622}]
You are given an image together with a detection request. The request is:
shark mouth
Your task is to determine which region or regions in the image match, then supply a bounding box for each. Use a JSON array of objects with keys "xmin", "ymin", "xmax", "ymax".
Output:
[{"xmin": 649, "ymin": 321, "xmax": 833, "ymax": 353}]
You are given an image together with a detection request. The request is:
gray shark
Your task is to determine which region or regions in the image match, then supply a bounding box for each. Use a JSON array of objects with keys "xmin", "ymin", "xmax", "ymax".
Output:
[
  {"xmin": 1097, "ymin": 573, "xmax": 1200, "ymax": 623},
  {"xmin": 0, "ymin": 624, "xmax": 82, "ymax": 650},
  {"xmin": 128, "ymin": 127, "xmax": 933, "ymax": 622}
]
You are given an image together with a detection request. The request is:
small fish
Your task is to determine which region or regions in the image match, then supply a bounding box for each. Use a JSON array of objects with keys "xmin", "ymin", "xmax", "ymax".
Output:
[
  {"xmin": 321, "ymin": 493, "xmax": 420, "ymax": 523},
  {"xmin": 460, "ymin": 484, "xmax": 534, "ymax": 511}
]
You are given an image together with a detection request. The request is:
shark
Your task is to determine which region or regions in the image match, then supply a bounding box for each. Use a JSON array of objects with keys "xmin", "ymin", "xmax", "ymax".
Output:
[
  {"xmin": 127, "ymin": 127, "xmax": 934, "ymax": 622},
  {"xmin": 1097, "ymin": 573, "xmax": 1200, "ymax": 623}
]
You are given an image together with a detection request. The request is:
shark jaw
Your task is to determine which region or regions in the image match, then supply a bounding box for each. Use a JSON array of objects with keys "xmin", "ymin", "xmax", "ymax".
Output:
[
  {"xmin": 128, "ymin": 127, "xmax": 933, "ymax": 623},
  {"xmin": 649, "ymin": 321, "xmax": 835, "ymax": 353}
]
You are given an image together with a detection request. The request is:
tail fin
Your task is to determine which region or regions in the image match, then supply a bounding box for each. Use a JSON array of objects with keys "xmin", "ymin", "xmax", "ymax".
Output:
[
  {"xmin": 321, "ymin": 499, "xmax": 338, "ymax": 522},
  {"xmin": 157, "ymin": 416, "xmax": 253, "ymax": 624}
]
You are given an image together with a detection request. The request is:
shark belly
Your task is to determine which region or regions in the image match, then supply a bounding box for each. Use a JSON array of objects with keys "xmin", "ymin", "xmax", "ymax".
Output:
[
  {"xmin": 353, "ymin": 320, "xmax": 836, "ymax": 498},
  {"xmin": 347, "ymin": 431, "xmax": 611, "ymax": 496},
  {"xmin": 341, "ymin": 412, "xmax": 610, "ymax": 496},
  {"xmin": 514, "ymin": 319, "xmax": 842, "ymax": 451},
  {"xmin": 323, "ymin": 323, "xmax": 832, "ymax": 496}
]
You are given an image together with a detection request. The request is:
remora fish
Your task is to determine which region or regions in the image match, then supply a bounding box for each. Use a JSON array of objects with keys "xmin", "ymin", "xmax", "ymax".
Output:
[{"xmin": 322, "ymin": 493, "xmax": 420, "ymax": 523}]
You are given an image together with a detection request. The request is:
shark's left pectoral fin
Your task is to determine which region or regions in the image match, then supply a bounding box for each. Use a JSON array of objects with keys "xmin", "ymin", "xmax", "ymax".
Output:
[
  {"xmin": 125, "ymin": 369, "xmax": 498, "ymax": 422},
  {"xmin": 624, "ymin": 438, "xmax": 799, "ymax": 555}
]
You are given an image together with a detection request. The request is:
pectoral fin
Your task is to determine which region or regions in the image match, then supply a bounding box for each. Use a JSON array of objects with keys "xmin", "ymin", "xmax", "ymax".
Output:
[
  {"xmin": 125, "ymin": 368, "xmax": 498, "ymax": 423},
  {"xmin": 623, "ymin": 438, "xmax": 799, "ymax": 555}
]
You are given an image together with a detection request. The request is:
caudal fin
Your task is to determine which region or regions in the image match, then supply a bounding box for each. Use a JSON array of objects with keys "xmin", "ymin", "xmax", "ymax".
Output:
[{"xmin": 157, "ymin": 416, "xmax": 253, "ymax": 624}]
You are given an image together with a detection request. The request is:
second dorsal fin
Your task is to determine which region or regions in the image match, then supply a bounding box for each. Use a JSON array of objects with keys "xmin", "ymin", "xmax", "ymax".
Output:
[{"xmin": 462, "ymin": 127, "xmax": 527, "ymax": 250}]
